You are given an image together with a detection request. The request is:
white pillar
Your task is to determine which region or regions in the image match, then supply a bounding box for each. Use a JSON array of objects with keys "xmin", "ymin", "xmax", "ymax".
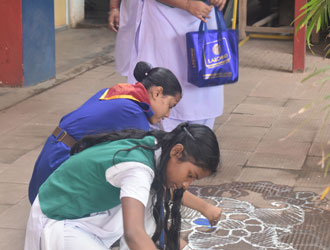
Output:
[{"xmin": 68, "ymin": 0, "xmax": 84, "ymax": 28}]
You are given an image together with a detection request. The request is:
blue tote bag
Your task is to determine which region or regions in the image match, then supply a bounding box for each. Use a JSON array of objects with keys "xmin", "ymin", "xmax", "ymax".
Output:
[{"xmin": 186, "ymin": 9, "xmax": 239, "ymax": 87}]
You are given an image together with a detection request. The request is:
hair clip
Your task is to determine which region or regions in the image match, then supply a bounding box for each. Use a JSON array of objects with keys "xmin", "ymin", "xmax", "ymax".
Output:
[{"xmin": 183, "ymin": 126, "xmax": 195, "ymax": 141}]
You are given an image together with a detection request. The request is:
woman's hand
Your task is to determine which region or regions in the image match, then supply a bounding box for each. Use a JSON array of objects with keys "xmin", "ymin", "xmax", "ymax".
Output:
[
  {"xmin": 108, "ymin": 8, "xmax": 120, "ymax": 32},
  {"xmin": 209, "ymin": 0, "xmax": 227, "ymax": 10},
  {"xmin": 201, "ymin": 202, "xmax": 222, "ymax": 226},
  {"xmin": 185, "ymin": 0, "xmax": 212, "ymax": 23}
]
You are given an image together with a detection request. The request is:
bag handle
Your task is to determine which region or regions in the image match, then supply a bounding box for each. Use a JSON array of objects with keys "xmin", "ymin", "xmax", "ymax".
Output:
[{"xmin": 198, "ymin": 8, "xmax": 227, "ymax": 32}]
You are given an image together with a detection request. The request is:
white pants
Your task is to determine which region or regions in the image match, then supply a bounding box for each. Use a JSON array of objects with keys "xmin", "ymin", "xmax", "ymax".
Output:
[
  {"xmin": 160, "ymin": 117, "xmax": 216, "ymax": 132},
  {"xmin": 62, "ymin": 225, "xmax": 109, "ymax": 250}
]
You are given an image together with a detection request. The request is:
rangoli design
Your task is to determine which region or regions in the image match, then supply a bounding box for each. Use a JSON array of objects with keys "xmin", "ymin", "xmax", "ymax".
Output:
[{"xmin": 181, "ymin": 182, "xmax": 330, "ymax": 250}]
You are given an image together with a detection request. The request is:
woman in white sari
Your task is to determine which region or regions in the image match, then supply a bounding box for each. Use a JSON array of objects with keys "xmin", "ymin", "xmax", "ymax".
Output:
[{"xmin": 110, "ymin": 0, "xmax": 227, "ymax": 131}]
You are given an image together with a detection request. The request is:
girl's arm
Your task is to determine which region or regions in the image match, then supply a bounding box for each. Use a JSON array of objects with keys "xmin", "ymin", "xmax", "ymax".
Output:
[
  {"xmin": 182, "ymin": 190, "xmax": 222, "ymax": 226},
  {"xmin": 122, "ymin": 197, "xmax": 157, "ymax": 250}
]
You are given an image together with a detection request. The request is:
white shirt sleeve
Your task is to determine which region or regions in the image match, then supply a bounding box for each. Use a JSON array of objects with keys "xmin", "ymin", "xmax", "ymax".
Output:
[{"xmin": 105, "ymin": 162, "xmax": 155, "ymax": 207}]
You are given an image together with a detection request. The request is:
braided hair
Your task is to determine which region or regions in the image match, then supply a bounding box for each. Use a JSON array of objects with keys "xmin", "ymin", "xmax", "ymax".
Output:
[{"xmin": 70, "ymin": 123, "xmax": 220, "ymax": 250}]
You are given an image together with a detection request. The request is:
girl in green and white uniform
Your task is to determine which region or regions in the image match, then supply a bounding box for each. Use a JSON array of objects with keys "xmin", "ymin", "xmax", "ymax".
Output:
[{"xmin": 24, "ymin": 123, "xmax": 222, "ymax": 250}]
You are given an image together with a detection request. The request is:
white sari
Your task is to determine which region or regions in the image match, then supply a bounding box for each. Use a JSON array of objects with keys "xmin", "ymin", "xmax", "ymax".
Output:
[{"xmin": 115, "ymin": 0, "xmax": 224, "ymax": 121}]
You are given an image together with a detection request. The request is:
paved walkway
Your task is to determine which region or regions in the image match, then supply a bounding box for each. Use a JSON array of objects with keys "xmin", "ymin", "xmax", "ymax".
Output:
[{"xmin": 0, "ymin": 27, "xmax": 330, "ymax": 250}]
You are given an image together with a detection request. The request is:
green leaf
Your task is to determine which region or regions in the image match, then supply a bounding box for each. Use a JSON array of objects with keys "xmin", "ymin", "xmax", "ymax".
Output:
[
  {"xmin": 301, "ymin": 66, "xmax": 330, "ymax": 82},
  {"xmin": 324, "ymin": 158, "xmax": 330, "ymax": 177},
  {"xmin": 296, "ymin": 4, "xmax": 321, "ymax": 36},
  {"xmin": 306, "ymin": 5, "xmax": 326, "ymax": 47},
  {"xmin": 316, "ymin": 16, "xmax": 321, "ymax": 31},
  {"xmin": 294, "ymin": 0, "xmax": 329, "ymax": 38},
  {"xmin": 326, "ymin": 48, "xmax": 330, "ymax": 57},
  {"xmin": 303, "ymin": 0, "xmax": 318, "ymax": 9},
  {"xmin": 321, "ymin": 77, "xmax": 330, "ymax": 85},
  {"xmin": 322, "ymin": 152, "xmax": 330, "ymax": 162}
]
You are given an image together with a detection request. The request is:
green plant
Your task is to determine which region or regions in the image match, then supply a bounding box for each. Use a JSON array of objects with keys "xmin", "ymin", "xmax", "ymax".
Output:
[
  {"xmin": 294, "ymin": 0, "xmax": 330, "ymax": 56},
  {"xmin": 282, "ymin": 65, "xmax": 330, "ymax": 175},
  {"xmin": 302, "ymin": 66, "xmax": 330, "ymax": 176},
  {"xmin": 291, "ymin": 1, "xmax": 330, "ymax": 182}
]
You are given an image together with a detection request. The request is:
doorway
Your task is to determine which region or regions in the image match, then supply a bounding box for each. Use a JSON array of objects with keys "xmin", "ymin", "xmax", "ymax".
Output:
[{"xmin": 83, "ymin": 0, "xmax": 109, "ymax": 27}]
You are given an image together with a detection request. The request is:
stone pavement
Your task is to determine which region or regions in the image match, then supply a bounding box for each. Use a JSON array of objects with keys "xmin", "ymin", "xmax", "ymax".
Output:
[{"xmin": 0, "ymin": 27, "xmax": 330, "ymax": 250}]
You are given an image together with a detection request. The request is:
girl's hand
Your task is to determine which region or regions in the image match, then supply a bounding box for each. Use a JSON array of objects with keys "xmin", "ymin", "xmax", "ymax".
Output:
[
  {"xmin": 185, "ymin": 0, "xmax": 212, "ymax": 23},
  {"xmin": 181, "ymin": 191, "xmax": 221, "ymax": 226},
  {"xmin": 202, "ymin": 203, "xmax": 222, "ymax": 226},
  {"xmin": 209, "ymin": 0, "xmax": 227, "ymax": 10},
  {"xmin": 108, "ymin": 8, "xmax": 120, "ymax": 32}
]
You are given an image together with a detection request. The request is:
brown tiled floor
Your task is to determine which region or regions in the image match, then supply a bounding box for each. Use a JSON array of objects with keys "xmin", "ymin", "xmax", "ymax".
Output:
[{"xmin": 0, "ymin": 28, "xmax": 330, "ymax": 250}]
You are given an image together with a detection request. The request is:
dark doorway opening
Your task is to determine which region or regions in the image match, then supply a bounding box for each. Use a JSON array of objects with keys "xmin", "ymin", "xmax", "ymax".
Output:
[{"xmin": 81, "ymin": 0, "xmax": 109, "ymax": 27}]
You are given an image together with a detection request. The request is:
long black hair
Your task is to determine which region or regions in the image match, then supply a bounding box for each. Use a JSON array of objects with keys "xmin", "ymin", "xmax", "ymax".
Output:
[
  {"xmin": 133, "ymin": 61, "xmax": 182, "ymax": 97},
  {"xmin": 70, "ymin": 123, "xmax": 220, "ymax": 250}
]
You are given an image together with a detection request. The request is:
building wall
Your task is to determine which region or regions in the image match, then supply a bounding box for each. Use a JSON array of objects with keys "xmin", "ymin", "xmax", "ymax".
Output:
[
  {"xmin": 22, "ymin": 0, "xmax": 55, "ymax": 86},
  {"xmin": 54, "ymin": 0, "xmax": 85, "ymax": 29},
  {"xmin": 55, "ymin": 0, "xmax": 67, "ymax": 28},
  {"xmin": 69, "ymin": 0, "xmax": 84, "ymax": 28},
  {"xmin": 0, "ymin": 0, "xmax": 84, "ymax": 87},
  {"xmin": 0, "ymin": 0, "xmax": 23, "ymax": 86}
]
